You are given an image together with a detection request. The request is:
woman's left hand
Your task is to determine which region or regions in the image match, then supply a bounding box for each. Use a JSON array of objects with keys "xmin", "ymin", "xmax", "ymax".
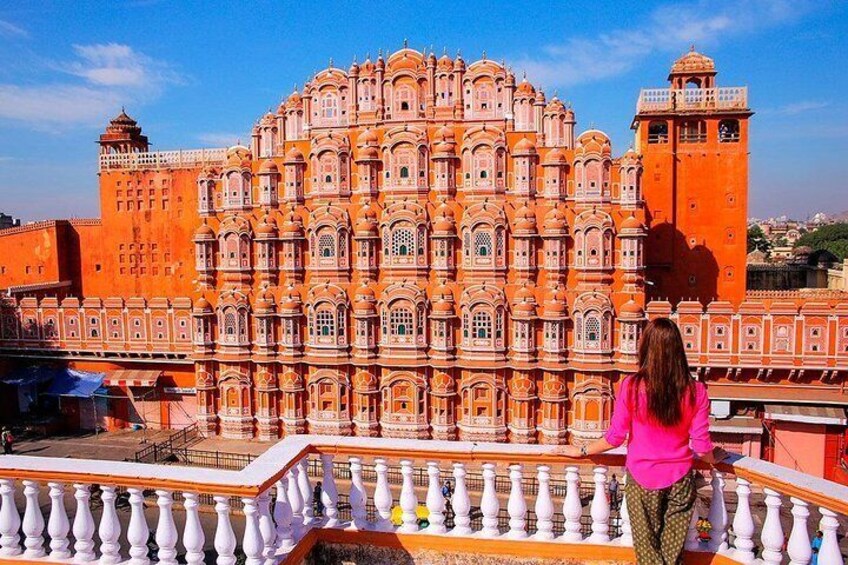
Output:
[{"xmin": 550, "ymin": 444, "xmax": 583, "ymax": 458}]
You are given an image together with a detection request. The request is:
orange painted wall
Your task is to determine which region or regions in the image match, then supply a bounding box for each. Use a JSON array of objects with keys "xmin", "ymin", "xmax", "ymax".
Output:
[
  {"xmin": 773, "ymin": 421, "xmax": 827, "ymax": 478},
  {"xmin": 0, "ymin": 222, "xmax": 68, "ymax": 290}
]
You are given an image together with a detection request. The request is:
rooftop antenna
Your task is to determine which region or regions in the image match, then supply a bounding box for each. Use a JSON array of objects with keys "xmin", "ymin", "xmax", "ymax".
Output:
[{"xmin": 403, "ymin": 38, "xmax": 408, "ymax": 48}]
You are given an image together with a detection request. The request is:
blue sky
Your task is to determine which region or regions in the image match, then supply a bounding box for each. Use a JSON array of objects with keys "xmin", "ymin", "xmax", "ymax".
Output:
[{"xmin": 0, "ymin": 0, "xmax": 845, "ymax": 221}]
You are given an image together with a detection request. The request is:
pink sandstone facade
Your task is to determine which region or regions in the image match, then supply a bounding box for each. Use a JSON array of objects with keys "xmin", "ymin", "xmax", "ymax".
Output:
[{"xmin": 0, "ymin": 47, "xmax": 845, "ymax": 479}]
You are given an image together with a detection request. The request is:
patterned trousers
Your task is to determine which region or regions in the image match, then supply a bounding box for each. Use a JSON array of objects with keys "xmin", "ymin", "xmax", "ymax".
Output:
[{"xmin": 625, "ymin": 471, "xmax": 696, "ymax": 565}]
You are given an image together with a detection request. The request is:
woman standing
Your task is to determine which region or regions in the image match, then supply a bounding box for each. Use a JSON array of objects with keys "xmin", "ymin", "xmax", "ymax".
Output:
[{"xmin": 555, "ymin": 317, "xmax": 726, "ymax": 564}]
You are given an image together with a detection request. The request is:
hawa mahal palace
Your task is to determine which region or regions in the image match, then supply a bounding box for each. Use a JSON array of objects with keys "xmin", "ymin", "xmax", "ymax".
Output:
[{"xmin": 1, "ymin": 47, "xmax": 846, "ymax": 479}]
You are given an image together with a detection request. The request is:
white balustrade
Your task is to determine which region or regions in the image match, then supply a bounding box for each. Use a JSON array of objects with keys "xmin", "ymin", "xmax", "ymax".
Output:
[
  {"xmin": 731, "ymin": 478, "xmax": 755, "ymax": 563},
  {"xmin": 480, "ymin": 463, "xmax": 500, "ymax": 538},
  {"xmin": 241, "ymin": 497, "xmax": 264, "ymax": 565},
  {"xmin": 399, "ymin": 459, "xmax": 419, "ymax": 533},
  {"xmin": 0, "ymin": 479, "xmax": 21, "ymax": 556},
  {"xmin": 71, "ymin": 484, "xmax": 95, "ymax": 563},
  {"xmin": 320, "ymin": 454, "xmax": 339, "ymax": 527},
  {"xmin": 348, "ymin": 457, "xmax": 368, "ymax": 530},
  {"xmin": 450, "ymin": 462, "xmax": 472, "ymax": 536},
  {"xmin": 561, "ymin": 465, "xmax": 582, "ymax": 542},
  {"xmin": 213, "ymin": 495, "xmax": 237, "ymax": 565},
  {"xmin": 373, "ymin": 458, "xmax": 394, "ymax": 532},
  {"xmin": 760, "ymin": 488, "xmax": 784, "ymax": 565},
  {"xmin": 425, "ymin": 462, "xmax": 447, "ymax": 534},
  {"xmin": 287, "ymin": 465, "xmax": 305, "ymax": 540},
  {"xmin": 818, "ymin": 508, "xmax": 842, "ymax": 565},
  {"xmin": 182, "ymin": 492, "xmax": 205, "ymax": 565},
  {"xmin": 707, "ymin": 469, "xmax": 729, "ymax": 552},
  {"xmin": 22, "ymin": 480, "xmax": 45, "ymax": 558},
  {"xmin": 126, "ymin": 487, "xmax": 150, "ymax": 565},
  {"xmin": 532, "ymin": 465, "xmax": 554, "ymax": 541},
  {"xmin": 46, "ymin": 482, "xmax": 71, "ymax": 560},
  {"xmin": 618, "ymin": 475, "xmax": 632, "ymax": 547},
  {"xmin": 786, "ymin": 498, "xmax": 811, "ymax": 565},
  {"xmin": 257, "ymin": 490, "xmax": 277, "ymax": 562},
  {"xmin": 587, "ymin": 466, "xmax": 610, "ymax": 543},
  {"xmin": 274, "ymin": 478, "xmax": 294, "ymax": 551},
  {"xmin": 298, "ymin": 459, "xmax": 314, "ymax": 525},
  {"xmin": 506, "ymin": 464, "xmax": 527, "ymax": 539},
  {"xmin": 98, "ymin": 486, "xmax": 121, "ymax": 565},
  {"xmin": 155, "ymin": 490, "xmax": 178, "ymax": 565}
]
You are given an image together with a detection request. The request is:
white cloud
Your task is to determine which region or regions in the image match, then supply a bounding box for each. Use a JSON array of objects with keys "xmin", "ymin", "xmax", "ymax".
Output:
[
  {"xmin": 0, "ymin": 42, "xmax": 184, "ymax": 130},
  {"xmin": 514, "ymin": 0, "xmax": 818, "ymax": 89},
  {"xmin": 197, "ymin": 132, "xmax": 244, "ymax": 147},
  {"xmin": 765, "ymin": 100, "xmax": 830, "ymax": 116},
  {"xmin": 0, "ymin": 19, "xmax": 28, "ymax": 39}
]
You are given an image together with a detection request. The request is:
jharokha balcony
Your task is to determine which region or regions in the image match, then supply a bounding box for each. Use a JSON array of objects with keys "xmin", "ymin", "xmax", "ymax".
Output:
[{"xmin": 0, "ymin": 436, "xmax": 845, "ymax": 564}]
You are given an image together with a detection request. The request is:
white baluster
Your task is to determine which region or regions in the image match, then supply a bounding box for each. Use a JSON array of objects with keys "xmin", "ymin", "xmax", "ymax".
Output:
[
  {"xmin": 399, "ymin": 460, "xmax": 419, "ymax": 533},
  {"xmin": 71, "ymin": 484, "xmax": 95, "ymax": 563},
  {"xmin": 155, "ymin": 490, "xmax": 178, "ymax": 565},
  {"xmin": 126, "ymin": 487, "xmax": 150, "ymax": 565},
  {"xmin": 320, "ymin": 454, "xmax": 339, "ymax": 527},
  {"xmin": 373, "ymin": 458, "xmax": 393, "ymax": 532},
  {"xmin": 287, "ymin": 466, "xmax": 304, "ymax": 540},
  {"xmin": 760, "ymin": 488, "xmax": 784, "ymax": 565},
  {"xmin": 449, "ymin": 463, "xmax": 472, "ymax": 536},
  {"xmin": 786, "ymin": 498, "xmax": 811, "ymax": 565},
  {"xmin": 425, "ymin": 462, "xmax": 446, "ymax": 534},
  {"xmin": 506, "ymin": 464, "xmax": 527, "ymax": 539},
  {"xmin": 22, "ymin": 480, "xmax": 45, "ymax": 558},
  {"xmin": 274, "ymin": 478, "xmax": 294, "ymax": 551},
  {"xmin": 532, "ymin": 465, "xmax": 554, "ymax": 541},
  {"xmin": 480, "ymin": 463, "xmax": 500, "ymax": 538},
  {"xmin": 687, "ymin": 495, "xmax": 705, "ymax": 551},
  {"xmin": 707, "ymin": 469, "xmax": 728, "ymax": 552},
  {"xmin": 348, "ymin": 457, "xmax": 368, "ymax": 531},
  {"xmin": 561, "ymin": 466, "xmax": 582, "ymax": 542},
  {"xmin": 46, "ymin": 482, "xmax": 71, "ymax": 560},
  {"xmin": 731, "ymin": 478, "xmax": 755, "ymax": 563},
  {"xmin": 0, "ymin": 479, "xmax": 21, "ymax": 557},
  {"xmin": 817, "ymin": 508, "xmax": 842, "ymax": 565},
  {"xmin": 181, "ymin": 493, "xmax": 205, "ymax": 565},
  {"xmin": 587, "ymin": 466, "xmax": 610, "ymax": 543},
  {"xmin": 257, "ymin": 490, "xmax": 276, "ymax": 563},
  {"xmin": 297, "ymin": 459, "xmax": 313, "ymax": 526},
  {"xmin": 618, "ymin": 476, "xmax": 632, "ymax": 547},
  {"xmin": 213, "ymin": 495, "xmax": 236, "ymax": 565},
  {"xmin": 241, "ymin": 497, "xmax": 264, "ymax": 565},
  {"xmin": 98, "ymin": 486, "xmax": 121, "ymax": 565}
]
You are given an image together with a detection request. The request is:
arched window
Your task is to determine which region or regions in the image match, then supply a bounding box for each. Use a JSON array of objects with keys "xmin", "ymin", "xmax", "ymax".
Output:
[
  {"xmin": 392, "ymin": 227, "xmax": 414, "ymax": 256},
  {"xmin": 474, "ymin": 231, "xmax": 491, "ymax": 257},
  {"xmin": 316, "ymin": 310, "xmax": 335, "ymax": 337},
  {"xmin": 473, "ymin": 148, "xmax": 493, "ymax": 182},
  {"xmin": 472, "ymin": 311, "xmax": 492, "ymax": 339},
  {"xmin": 318, "ymin": 152, "xmax": 336, "ymax": 189},
  {"xmin": 395, "ymin": 85, "xmax": 415, "ymax": 115},
  {"xmin": 390, "ymin": 307, "xmax": 413, "ymax": 337},
  {"xmin": 318, "ymin": 234, "xmax": 335, "ymax": 257},
  {"xmin": 320, "ymin": 92, "xmax": 338, "ymax": 120},
  {"xmin": 390, "ymin": 144, "xmax": 416, "ymax": 184},
  {"xmin": 474, "ymin": 83, "xmax": 495, "ymax": 115},
  {"xmin": 586, "ymin": 316, "xmax": 600, "ymax": 347},
  {"xmin": 399, "ymin": 166, "xmax": 409, "ymax": 178}
]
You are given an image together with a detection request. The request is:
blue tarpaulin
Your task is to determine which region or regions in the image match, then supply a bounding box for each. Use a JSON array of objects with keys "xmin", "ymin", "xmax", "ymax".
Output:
[
  {"xmin": 0, "ymin": 366, "xmax": 56, "ymax": 387},
  {"xmin": 44, "ymin": 369, "xmax": 105, "ymax": 398}
]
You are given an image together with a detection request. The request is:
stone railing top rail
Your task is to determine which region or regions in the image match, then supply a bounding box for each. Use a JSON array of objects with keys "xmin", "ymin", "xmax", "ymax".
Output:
[
  {"xmin": 1, "ymin": 435, "xmax": 846, "ymax": 514},
  {"xmin": 98, "ymin": 147, "xmax": 228, "ymax": 171},
  {"xmin": 637, "ymin": 86, "xmax": 748, "ymax": 113}
]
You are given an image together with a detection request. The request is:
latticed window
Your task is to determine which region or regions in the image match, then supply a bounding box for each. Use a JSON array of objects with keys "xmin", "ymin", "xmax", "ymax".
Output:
[
  {"xmin": 586, "ymin": 316, "xmax": 601, "ymax": 349},
  {"xmin": 318, "ymin": 234, "xmax": 335, "ymax": 257},
  {"xmin": 316, "ymin": 310, "xmax": 335, "ymax": 336},
  {"xmin": 474, "ymin": 231, "xmax": 492, "ymax": 257},
  {"xmin": 224, "ymin": 312, "xmax": 236, "ymax": 336},
  {"xmin": 390, "ymin": 308, "xmax": 414, "ymax": 336},
  {"xmin": 392, "ymin": 228, "xmax": 415, "ymax": 256},
  {"xmin": 473, "ymin": 311, "xmax": 492, "ymax": 339}
]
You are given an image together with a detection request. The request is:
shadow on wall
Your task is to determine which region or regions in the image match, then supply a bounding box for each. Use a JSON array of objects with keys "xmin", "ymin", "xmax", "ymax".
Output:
[{"xmin": 645, "ymin": 222, "xmax": 719, "ymax": 305}]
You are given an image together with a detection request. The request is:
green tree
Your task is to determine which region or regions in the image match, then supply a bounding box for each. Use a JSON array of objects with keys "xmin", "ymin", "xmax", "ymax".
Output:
[
  {"xmin": 747, "ymin": 225, "xmax": 771, "ymax": 254},
  {"xmin": 795, "ymin": 223, "xmax": 848, "ymax": 261}
]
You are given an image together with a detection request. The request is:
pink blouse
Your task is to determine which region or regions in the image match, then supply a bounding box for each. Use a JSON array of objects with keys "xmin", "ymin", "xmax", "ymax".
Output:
[{"xmin": 605, "ymin": 375, "xmax": 713, "ymax": 490}]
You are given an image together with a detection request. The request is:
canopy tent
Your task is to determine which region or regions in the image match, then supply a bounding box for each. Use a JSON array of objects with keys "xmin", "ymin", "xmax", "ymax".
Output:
[
  {"xmin": 44, "ymin": 369, "xmax": 106, "ymax": 398},
  {"xmin": 0, "ymin": 366, "xmax": 56, "ymax": 387},
  {"xmin": 102, "ymin": 370, "xmax": 162, "ymax": 388}
]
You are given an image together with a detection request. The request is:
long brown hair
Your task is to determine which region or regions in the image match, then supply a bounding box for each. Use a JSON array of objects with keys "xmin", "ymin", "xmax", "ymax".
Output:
[{"xmin": 632, "ymin": 317, "xmax": 695, "ymax": 426}]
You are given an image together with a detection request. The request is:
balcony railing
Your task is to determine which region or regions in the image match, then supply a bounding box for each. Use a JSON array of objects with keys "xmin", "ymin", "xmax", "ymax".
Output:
[
  {"xmin": 637, "ymin": 87, "xmax": 748, "ymax": 113},
  {"xmin": 98, "ymin": 148, "xmax": 228, "ymax": 171},
  {"xmin": 0, "ymin": 435, "xmax": 845, "ymax": 564}
]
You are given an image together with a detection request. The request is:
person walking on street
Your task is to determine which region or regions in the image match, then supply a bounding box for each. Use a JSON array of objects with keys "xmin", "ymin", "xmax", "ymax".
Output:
[
  {"xmin": 313, "ymin": 481, "xmax": 324, "ymax": 517},
  {"xmin": 811, "ymin": 530, "xmax": 823, "ymax": 565},
  {"xmin": 552, "ymin": 318, "xmax": 727, "ymax": 565},
  {"xmin": 0, "ymin": 427, "xmax": 13, "ymax": 455},
  {"xmin": 609, "ymin": 474, "xmax": 620, "ymax": 510}
]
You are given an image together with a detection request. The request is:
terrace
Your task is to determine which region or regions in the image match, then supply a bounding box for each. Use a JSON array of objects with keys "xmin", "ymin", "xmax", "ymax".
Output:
[
  {"xmin": 0, "ymin": 435, "xmax": 845, "ymax": 564},
  {"xmin": 98, "ymin": 148, "xmax": 227, "ymax": 172},
  {"xmin": 636, "ymin": 87, "xmax": 749, "ymax": 114}
]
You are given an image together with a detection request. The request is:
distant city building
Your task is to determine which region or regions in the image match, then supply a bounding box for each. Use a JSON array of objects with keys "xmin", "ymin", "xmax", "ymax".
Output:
[{"xmin": 0, "ymin": 213, "xmax": 20, "ymax": 230}]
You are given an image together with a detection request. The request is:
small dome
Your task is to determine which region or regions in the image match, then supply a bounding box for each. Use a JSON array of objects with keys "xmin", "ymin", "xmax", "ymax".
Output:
[
  {"xmin": 280, "ymin": 286, "xmax": 302, "ymax": 311},
  {"xmin": 543, "ymin": 287, "xmax": 569, "ymax": 317},
  {"xmin": 256, "ymin": 215, "xmax": 278, "ymax": 236},
  {"xmin": 433, "ymin": 203, "xmax": 456, "ymax": 234},
  {"xmin": 255, "ymin": 288, "xmax": 276, "ymax": 312},
  {"xmin": 620, "ymin": 147, "xmax": 640, "ymax": 166},
  {"xmin": 356, "ymin": 144, "xmax": 380, "ymax": 161},
  {"xmin": 513, "ymin": 204, "xmax": 537, "ymax": 233},
  {"xmin": 199, "ymin": 165, "xmax": 218, "ymax": 179},
  {"xmin": 194, "ymin": 223, "xmax": 215, "ymax": 239},
  {"xmin": 286, "ymin": 89, "xmax": 302, "ymax": 106},
  {"xmin": 516, "ymin": 78, "xmax": 535, "ymax": 96},
  {"xmin": 620, "ymin": 299, "xmax": 644, "ymax": 318},
  {"xmin": 355, "ymin": 209, "xmax": 379, "ymax": 236},
  {"xmin": 357, "ymin": 128, "xmax": 379, "ymax": 146},
  {"xmin": 194, "ymin": 297, "xmax": 212, "ymax": 312},
  {"xmin": 355, "ymin": 283, "xmax": 375, "ymax": 301},
  {"xmin": 431, "ymin": 283, "xmax": 455, "ymax": 315},
  {"xmin": 670, "ymin": 47, "xmax": 716, "ymax": 76},
  {"xmin": 543, "ymin": 147, "xmax": 568, "ymax": 165},
  {"xmin": 284, "ymin": 146, "xmax": 304, "ymax": 163},
  {"xmin": 437, "ymin": 54, "xmax": 453, "ymax": 71},
  {"xmin": 258, "ymin": 159, "xmax": 278, "ymax": 174},
  {"xmin": 226, "ymin": 145, "xmax": 251, "ymax": 169},
  {"xmin": 544, "ymin": 207, "xmax": 568, "ymax": 232},
  {"xmin": 621, "ymin": 215, "xmax": 644, "ymax": 231},
  {"xmin": 513, "ymin": 137, "xmax": 537, "ymax": 156},
  {"xmin": 545, "ymin": 97, "xmax": 566, "ymax": 113},
  {"xmin": 433, "ymin": 124, "xmax": 456, "ymax": 143},
  {"xmin": 282, "ymin": 212, "xmax": 304, "ymax": 235}
]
